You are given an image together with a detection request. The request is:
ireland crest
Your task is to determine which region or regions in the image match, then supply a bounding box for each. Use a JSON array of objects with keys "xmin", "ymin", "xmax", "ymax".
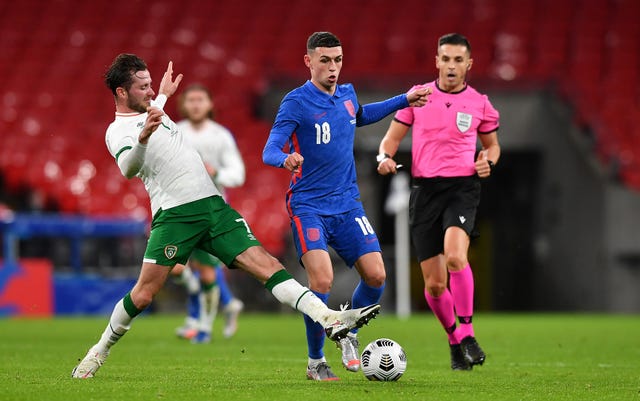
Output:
[{"xmin": 164, "ymin": 245, "xmax": 178, "ymax": 259}]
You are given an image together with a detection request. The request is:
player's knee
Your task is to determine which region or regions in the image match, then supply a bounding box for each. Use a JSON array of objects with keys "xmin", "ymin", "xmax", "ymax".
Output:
[
  {"xmin": 310, "ymin": 277, "xmax": 333, "ymax": 293},
  {"xmin": 445, "ymin": 254, "xmax": 467, "ymax": 271},
  {"xmin": 131, "ymin": 289, "xmax": 154, "ymax": 309},
  {"xmin": 425, "ymin": 282, "xmax": 447, "ymax": 297},
  {"xmin": 363, "ymin": 271, "xmax": 386, "ymax": 288}
]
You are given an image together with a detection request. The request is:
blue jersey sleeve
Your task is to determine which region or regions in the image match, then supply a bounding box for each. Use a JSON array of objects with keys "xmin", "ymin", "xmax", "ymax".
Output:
[
  {"xmin": 356, "ymin": 94, "xmax": 409, "ymax": 127},
  {"xmin": 263, "ymin": 97, "xmax": 301, "ymax": 167}
]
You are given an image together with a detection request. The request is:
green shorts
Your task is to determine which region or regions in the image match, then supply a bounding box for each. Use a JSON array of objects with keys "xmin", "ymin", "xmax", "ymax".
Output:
[
  {"xmin": 190, "ymin": 248, "xmax": 221, "ymax": 267},
  {"xmin": 143, "ymin": 196, "xmax": 261, "ymax": 267}
]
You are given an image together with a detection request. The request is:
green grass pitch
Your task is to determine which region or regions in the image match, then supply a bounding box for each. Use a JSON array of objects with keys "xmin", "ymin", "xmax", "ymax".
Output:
[{"xmin": 1, "ymin": 313, "xmax": 638, "ymax": 401}]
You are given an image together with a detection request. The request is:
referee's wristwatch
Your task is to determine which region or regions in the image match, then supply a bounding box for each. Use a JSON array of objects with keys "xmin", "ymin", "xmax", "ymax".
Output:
[{"xmin": 376, "ymin": 153, "xmax": 391, "ymax": 163}]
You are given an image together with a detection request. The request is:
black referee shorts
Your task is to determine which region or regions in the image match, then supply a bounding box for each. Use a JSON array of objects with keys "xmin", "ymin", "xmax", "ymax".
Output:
[{"xmin": 409, "ymin": 175, "xmax": 481, "ymax": 262}]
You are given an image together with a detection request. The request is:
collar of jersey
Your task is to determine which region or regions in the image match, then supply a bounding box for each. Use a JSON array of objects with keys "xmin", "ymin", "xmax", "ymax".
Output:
[
  {"xmin": 115, "ymin": 111, "xmax": 143, "ymax": 117},
  {"xmin": 304, "ymin": 80, "xmax": 347, "ymax": 98},
  {"xmin": 434, "ymin": 79, "xmax": 468, "ymax": 95}
]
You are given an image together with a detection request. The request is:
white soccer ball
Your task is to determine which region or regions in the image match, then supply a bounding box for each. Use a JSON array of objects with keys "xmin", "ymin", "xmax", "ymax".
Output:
[{"xmin": 360, "ymin": 338, "xmax": 407, "ymax": 381}]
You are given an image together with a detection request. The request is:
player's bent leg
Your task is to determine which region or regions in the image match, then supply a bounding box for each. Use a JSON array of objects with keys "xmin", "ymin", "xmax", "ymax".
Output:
[
  {"xmin": 72, "ymin": 263, "xmax": 171, "ymax": 379},
  {"xmin": 233, "ymin": 246, "xmax": 380, "ymax": 341},
  {"xmin": 130, "ymin": 262, "xmax": 173, "ymax": 309}
]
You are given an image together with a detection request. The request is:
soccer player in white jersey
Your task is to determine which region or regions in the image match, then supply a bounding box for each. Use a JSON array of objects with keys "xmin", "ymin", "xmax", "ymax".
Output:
[
  {"xmin": 171, "ymin": 84, "xmax": 246, "ymax": 343},
  {"xmin": 71, "ymin": 54, "xmax": 380, "ymax": 379},
  {"xmin": 377, "ymin": 33, "xmax": 500, "ymax": 370}
]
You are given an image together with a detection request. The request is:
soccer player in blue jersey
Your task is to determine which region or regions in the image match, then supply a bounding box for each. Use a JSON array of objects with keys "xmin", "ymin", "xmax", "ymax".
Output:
[{"xmin": 263, "ymin": 31, "xmax": 429, "ymax": 381}]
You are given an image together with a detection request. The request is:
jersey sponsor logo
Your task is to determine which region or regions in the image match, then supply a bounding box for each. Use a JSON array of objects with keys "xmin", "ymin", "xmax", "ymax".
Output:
[
  {"xmin": 313, "ymin": 112, "xmax": 327, "ymax": 120},
  {"xmin": 164, "ymin": 245, "xmax": 178, "ymax": 259},
  {"xmin": 343, "ymin": 100, "xmax": 356, "ymax": 118},
  {"xmin": 306, "ymin": 227, "xmax": 320, "ymax": 242},
  {"xmin": 456, "ymin": 112, "xmax": 472, "ymax": 133},
  {"xmin": 136, "ymin": 122, "xmax": 144, "ymax": 128}
]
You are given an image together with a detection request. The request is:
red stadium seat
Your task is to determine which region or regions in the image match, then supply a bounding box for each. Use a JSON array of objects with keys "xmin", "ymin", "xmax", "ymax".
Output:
[{"xmin": 1, "ymin": 0, "xmax": 639, "ymax": 246}]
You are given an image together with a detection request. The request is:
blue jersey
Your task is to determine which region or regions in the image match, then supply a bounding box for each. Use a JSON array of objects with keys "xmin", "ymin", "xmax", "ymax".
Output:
[{"xmin": 264, "ymin": 80, "xmax": 408, "ymax": 216}]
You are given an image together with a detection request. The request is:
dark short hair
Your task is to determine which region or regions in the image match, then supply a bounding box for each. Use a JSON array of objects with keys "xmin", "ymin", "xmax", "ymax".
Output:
[
  {"xmin": 438, "ymin": 33, "xmax": 472, "ymax": 53},
  {"xmin": 178, "ymin": 83, "xmax": 214, "ymax": 120},
  {"xmin": 104, "ymin": 53, "xmax": 148, "ymax": 95},
  {"xmin": 307, "ymin": 31, "xmax": 341, "ymax": 51}
]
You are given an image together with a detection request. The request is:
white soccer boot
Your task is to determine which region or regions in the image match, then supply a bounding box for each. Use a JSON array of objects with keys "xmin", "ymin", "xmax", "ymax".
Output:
[
  {"xmin": 71, "ymin": 346, "xmax": 109, "ymax": 379},
  {"xmin": 324, "ymin": 303, "xmax": 380, "ymax": 341}
]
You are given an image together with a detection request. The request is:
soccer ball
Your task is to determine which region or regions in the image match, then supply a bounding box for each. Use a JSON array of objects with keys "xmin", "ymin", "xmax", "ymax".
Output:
[{"xmin": 360, "ymin": 338, "xmax": 407, "ymax": 381}]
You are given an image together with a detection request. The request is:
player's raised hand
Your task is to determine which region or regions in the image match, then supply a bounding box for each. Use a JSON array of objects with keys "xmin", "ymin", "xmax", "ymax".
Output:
[
  {"xmin": 158, "ymin": 61, "xmax": 184, "ymax": 98},
  {"xmin": 284, "ymin": 152, "xmax": 304, "ymax": 173},
  {"xmin": 139, "ymin": 107, "xmax": 164, "ymax": 144},
  {"xmin": 407, "ymin": 86, "xmax": 431, "ymax": 107}
]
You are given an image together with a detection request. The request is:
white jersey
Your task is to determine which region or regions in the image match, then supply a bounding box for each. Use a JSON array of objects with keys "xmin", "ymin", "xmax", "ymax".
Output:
[
  {"xmin": 177, "ymin": 119, "xmax": 245, "ymax": 196},
  {"xmin": 105, "ymin": 95, "xmax": 219, "ymax": 215}
]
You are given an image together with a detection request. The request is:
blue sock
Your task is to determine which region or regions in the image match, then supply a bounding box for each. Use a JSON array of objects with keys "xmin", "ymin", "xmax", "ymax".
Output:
[
  {"xmin": 351, "ymin": 279, "xmax": 385, "ymax": 334},
  {"xmin": 215, "ymin": 265, "xmax": 233, "ymax": 307},
  {"xmin": 187, "ymin": 293, "xmax": 200, "ymax": 320},
  {"xmin": 303, "ymin": 290, "xmax": 329, "ymax": 359}
]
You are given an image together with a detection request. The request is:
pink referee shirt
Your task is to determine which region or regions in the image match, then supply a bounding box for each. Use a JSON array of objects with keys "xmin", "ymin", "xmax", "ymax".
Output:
[{"xmin": 395, "ymin": 80, "xmax": 499, "ymax": 178}]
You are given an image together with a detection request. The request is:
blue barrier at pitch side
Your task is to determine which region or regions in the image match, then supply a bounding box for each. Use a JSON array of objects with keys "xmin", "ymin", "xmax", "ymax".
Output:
[{"xmin": 1, "ymin": 213, "xmax": 147, "ymax": 315}]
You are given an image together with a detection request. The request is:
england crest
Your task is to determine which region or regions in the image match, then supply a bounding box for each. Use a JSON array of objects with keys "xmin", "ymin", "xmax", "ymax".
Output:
[
  {"xmin": 343, "ymin": 100, "xmax": 356, "ymax": 118},
  {"xmin": 307, "ymin": 228, "xmax": 320, "ymax": 242},
  {"xmin": 456, "ymin": 112, "xmax": 472, "ymax": 133}
]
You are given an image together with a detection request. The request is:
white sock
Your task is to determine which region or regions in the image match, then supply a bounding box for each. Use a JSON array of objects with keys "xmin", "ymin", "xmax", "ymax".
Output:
[
  {"xmin": 198, "ymin": 285, "xmax": 220, "ymax": 333},
  {"xmin": 271, "ymin": 279, "xmax": 336, "ymax": 326},
  {"xmin": 181, "ymin": 266, "xmax": 201, "ymax": 294},
  {"xmin": 308, "ymin": 357, "xmax": 326, "ymax": 367},
  {"xmin": 96, "ymin": 299, "xmax": 134, "ymax": 352}
]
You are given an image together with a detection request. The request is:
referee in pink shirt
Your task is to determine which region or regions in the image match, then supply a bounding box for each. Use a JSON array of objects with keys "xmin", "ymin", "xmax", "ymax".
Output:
[{"xmin": 377, "ymin": 33, "xmax": 500, "ymax": 371}]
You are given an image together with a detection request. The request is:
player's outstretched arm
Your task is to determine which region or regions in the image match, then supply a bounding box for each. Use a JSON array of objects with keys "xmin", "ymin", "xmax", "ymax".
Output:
[{"xmin": 356, "ymin": 87, "xmax": 429, "ymax": 127}]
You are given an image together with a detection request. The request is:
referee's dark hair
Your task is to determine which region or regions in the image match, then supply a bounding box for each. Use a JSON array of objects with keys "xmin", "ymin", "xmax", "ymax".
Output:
[
  {"xmin": 438, "ymin": 33, "xmax": 472, "ymax": 53},
  {"xmin": 307, "ymin": 32, "xmax": 341, "ymax": 51}
]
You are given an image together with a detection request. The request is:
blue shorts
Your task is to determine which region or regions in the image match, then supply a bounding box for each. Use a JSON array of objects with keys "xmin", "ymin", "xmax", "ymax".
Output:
[{"xmin": 290, "ymin": 206, "xmax": 381, "ymax": 268}]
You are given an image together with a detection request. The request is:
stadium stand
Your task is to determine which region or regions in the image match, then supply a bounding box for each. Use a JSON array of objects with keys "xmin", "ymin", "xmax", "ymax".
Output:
[{"xmin": 0, "ymin": 0, "xmax": 638, "ymax": 256}]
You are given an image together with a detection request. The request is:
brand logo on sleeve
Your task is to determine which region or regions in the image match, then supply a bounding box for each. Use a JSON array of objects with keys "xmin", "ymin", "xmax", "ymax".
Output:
[{"xmin": 456, "ymin": 112, "xmax": 472, "ymax": 133}]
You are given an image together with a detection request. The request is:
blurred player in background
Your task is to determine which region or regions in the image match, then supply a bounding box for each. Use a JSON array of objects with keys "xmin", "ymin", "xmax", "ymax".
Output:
[
  {"xmin": 172, "ymin": 84, "xmax": 246, "ymax": 343},
  {"xmin": 377, "ymin": 33, "xmax": 500, "ymax": 370},
  {"xmin": 71, "ymin": 54, "xmax": 381, "ymax": 379},
  {"xmin": 263, "ymin": 32, "xmax": 429, "ymax": 381}
]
